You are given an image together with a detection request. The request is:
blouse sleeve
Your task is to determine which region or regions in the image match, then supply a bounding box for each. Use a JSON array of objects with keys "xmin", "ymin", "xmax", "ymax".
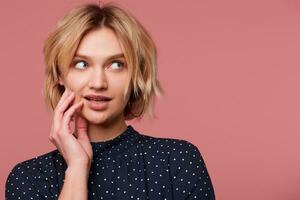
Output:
[
  {"xmin": 5, "ymin": 163, "xmax": 51, "ymax": 200},
  {"xmin": 170, "ymin": 141, "xmax": 215, "ymax": 200}
]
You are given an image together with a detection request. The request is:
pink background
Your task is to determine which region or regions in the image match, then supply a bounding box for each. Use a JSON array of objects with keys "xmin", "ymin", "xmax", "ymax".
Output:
[{"xmin": 1, "ymin": 0, "xmax": 300, "ymax": 199}]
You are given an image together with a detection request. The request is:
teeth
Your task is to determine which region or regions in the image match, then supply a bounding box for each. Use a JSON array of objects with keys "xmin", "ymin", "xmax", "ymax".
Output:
[
  {"xmin": 91, "ymin": 99, "xmax": 103, "ymax": 101},
  {"xmin": 86, "ymin": 97, "xmax": 105, "ymax": 101},
  {"xmin": 87, "ymin": 98, "xmax": 106, "ymax": 101}
]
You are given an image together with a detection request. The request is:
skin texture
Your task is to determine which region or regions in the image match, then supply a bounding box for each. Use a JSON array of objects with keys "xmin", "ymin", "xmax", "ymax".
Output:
[
  {"xmin": 51, "ymin": 89, "xmax": 91, "ymax": 200},
  {"xmin": 58, "ymin": 27, "xmax": 132, "ymax": 143},
  {"xmin": 49, "ymin": 88, "xmax": 92, "ymax": 167},
  {"xmin": 50, "ymin": 27, "xmax": 132, "ymax": 199}
]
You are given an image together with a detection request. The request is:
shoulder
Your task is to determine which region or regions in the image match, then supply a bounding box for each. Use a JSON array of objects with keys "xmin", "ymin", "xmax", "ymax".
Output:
[
  {"xmin": 5, "ymin": 149, "xmax": 61, "ymax": 199},
  {"xmin": 137, "ymin": 133, "xmax": 204, "ymax": 164},
  {"xmin": 138, "ymin": 133, "xmax": 208, "ymax": 171},
  {"xmin": 138, "ymin": 133, "xmax": 201, "ymax": 154},
  {"xmin": 10, "ymin": 149, "xmax": 60, "ymax": 172},
  {"xmin": 6, "ymin": 149, "xmax": 60, "ymax": 183},
  {"xmin": 137, "ymin": 135, "xmax": 215, "ymax": 199}
]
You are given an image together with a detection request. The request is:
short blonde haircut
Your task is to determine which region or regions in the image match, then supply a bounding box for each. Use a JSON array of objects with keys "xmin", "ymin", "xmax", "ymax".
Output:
[{"xmin": 43, "ymin": 2, "xmax": 164, "ymax": 121}]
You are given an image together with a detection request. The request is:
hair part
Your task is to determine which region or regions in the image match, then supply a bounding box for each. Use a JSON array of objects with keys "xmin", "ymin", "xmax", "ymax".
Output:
[{"xmin": 43, "ymin": 2, "xmax": 164, "ymax": 121}]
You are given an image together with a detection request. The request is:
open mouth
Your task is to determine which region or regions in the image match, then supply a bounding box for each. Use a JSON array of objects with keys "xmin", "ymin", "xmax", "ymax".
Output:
[
  {"xmin": 84, "ymin": 97, "xmax": 111, "ymax": 102},
  {"xmin": 84, "ymin": 97, "xmax": 111, "ymax": 110}
]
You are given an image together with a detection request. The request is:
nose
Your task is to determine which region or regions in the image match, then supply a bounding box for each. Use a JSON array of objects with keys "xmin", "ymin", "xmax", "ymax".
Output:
[{"xmin": 88, "ymin": 66, "xmax": 108, "ymax": 90}]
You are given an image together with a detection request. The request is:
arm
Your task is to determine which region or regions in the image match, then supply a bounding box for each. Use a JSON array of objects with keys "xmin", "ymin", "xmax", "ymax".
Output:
[
  {"xmin": 170, "ymin": 141, "xmax": 215, "ymax": 200},
  {"xmin": 58, "ymin": 164, "xmax": 90, "ymax": 200},
  {"xmin": 49, "ymin": 88, "xmax": 93, "ymax": 199}
]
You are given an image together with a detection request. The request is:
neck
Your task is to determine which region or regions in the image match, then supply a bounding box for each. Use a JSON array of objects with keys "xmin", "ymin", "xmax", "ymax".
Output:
[{"xmin": 87, "ymin": 115, "xmax": 128, "ymax": 143}]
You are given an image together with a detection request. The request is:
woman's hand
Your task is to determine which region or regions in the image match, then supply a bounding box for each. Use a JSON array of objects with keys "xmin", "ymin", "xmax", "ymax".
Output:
[{"xmin": 49, "ymin": 88, "xmax": 93, "ymax": 169}]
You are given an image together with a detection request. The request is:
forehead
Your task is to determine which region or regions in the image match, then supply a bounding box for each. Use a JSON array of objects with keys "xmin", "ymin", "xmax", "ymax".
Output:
[{"xmin": 76, "ymin": 27, "xmax": 124, "ymax": 59}]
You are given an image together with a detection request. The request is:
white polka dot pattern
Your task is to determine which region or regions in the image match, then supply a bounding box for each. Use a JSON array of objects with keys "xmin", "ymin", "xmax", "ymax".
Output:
[{"xmin": 5, "ymin": 125, "xmax": 215, "ymax": 199}]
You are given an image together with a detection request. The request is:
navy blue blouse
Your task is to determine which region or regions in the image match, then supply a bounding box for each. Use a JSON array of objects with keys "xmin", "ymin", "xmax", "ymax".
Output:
[{"xmin": 5, "ymin": 125, "xmax": 215, "ymax": 199}]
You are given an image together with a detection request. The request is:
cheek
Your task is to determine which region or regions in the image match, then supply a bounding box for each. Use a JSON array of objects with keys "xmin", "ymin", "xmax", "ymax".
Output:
[
  {"xmin": 66, "ymin": 73, "xmax": 89, "ymax": 90},
  {"xmin": 111, "ymin": 72, "xmax": 130, "ymax": 91},
  {"xmin": 109, "ymin": 84, "xmax": 129, "ymax": 107}
]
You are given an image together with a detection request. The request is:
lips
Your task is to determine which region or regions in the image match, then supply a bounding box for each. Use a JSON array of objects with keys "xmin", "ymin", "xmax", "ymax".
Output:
[
  {"xmin": 84, "ymin": 94, "xmax": 112, "ymax": 101},
  {"xmin": 84, "ymin": 95, "xmax": 111, "ymax": 111}
]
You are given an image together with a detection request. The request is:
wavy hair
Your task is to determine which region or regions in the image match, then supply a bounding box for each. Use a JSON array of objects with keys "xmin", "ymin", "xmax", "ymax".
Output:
[{"xmin": 42, "ymin": 2, "xmax": 164, "ymax": 120}]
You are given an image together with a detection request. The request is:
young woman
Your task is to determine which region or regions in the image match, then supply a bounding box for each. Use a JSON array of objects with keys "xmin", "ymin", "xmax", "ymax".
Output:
[{"xmin": 5, "ymin": 2, "xmax": 215, "ymax": 200}]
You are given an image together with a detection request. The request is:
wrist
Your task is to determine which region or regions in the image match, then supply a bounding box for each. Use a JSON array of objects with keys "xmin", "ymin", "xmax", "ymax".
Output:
[{"xmin": 66, "ymin": 165, "xmax": 90, "ymax": 181}]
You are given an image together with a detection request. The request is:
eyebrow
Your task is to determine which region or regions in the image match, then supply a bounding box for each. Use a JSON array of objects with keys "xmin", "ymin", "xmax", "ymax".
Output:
[{"xmin": 73, "ymin": 53, "xmax": 125, "ymax": 61}]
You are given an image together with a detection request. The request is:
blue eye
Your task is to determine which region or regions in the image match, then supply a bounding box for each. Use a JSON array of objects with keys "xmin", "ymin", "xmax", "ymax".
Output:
[
  {"xmin": 110, "ymin": 60, "xmax": 125, "ymax": 69},
  {"xmin": 73, "ymin": 60, "xmax": 88, "ymax": 69}
]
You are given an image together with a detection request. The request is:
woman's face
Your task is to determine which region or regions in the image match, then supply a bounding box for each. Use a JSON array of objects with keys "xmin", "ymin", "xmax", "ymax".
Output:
[{"xmin": 59, "ymin": 27, "xmax": 131, "ymax": 125}]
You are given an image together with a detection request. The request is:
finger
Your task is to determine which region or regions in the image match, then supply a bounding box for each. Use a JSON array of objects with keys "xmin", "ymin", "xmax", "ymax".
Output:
[
  {"xmin": 53, "ymin": 91, "xmax": 77, "ymax": 140},
  {"xmin": 75, "ymin": 114, "xmax": 89, "ymax": 141},
  {"xmin": 51, "ymin": 89, "xmax": 71, "ymax": 136},
  {"xmin": 56, "ymin": 87, "xmax": 70, "ymax": 109},
  {"xmin": 56, "ymin": 92, "xmax": 75, "ymax": 116},
  {"xmin": 74, "ymin": 114, "xmax": 91, "ymax": 159},
  {"xmin": 52, "ymin": 92, "xmax": 75, "ymax": 130},
  {"xmin": 61, "ymin": 100, "xmax": 84, "ymax": 133}
]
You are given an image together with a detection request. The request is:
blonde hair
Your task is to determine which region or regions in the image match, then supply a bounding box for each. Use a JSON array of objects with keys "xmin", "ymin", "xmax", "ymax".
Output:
[{"xmin": 43, "ymin": 2, "xmax": 164, "ymax": 121}]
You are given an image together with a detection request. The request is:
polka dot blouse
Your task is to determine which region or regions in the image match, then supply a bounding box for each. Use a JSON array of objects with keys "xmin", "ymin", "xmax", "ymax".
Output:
[{"xmin": 5, "ymin": 125, "xmax": 215, "ymax": 199}]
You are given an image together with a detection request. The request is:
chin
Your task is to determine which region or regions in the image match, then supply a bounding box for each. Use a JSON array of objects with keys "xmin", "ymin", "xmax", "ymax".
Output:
[
  {"xmin": 82, "ymin": 110, "xmax": 107, "ymax": 124},
  {"xmin": 81, "ymin": 106, "xmax": 117, "ymax": 125},
  {"xmin": 81, "ymin": 101, "xmax": 125, "ymax": 124}
]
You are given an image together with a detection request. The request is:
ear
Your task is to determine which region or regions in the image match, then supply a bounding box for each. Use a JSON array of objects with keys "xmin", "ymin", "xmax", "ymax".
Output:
[{"xmin": 58, "ymin": 76, "xmax": 64, "ymax": 86}]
